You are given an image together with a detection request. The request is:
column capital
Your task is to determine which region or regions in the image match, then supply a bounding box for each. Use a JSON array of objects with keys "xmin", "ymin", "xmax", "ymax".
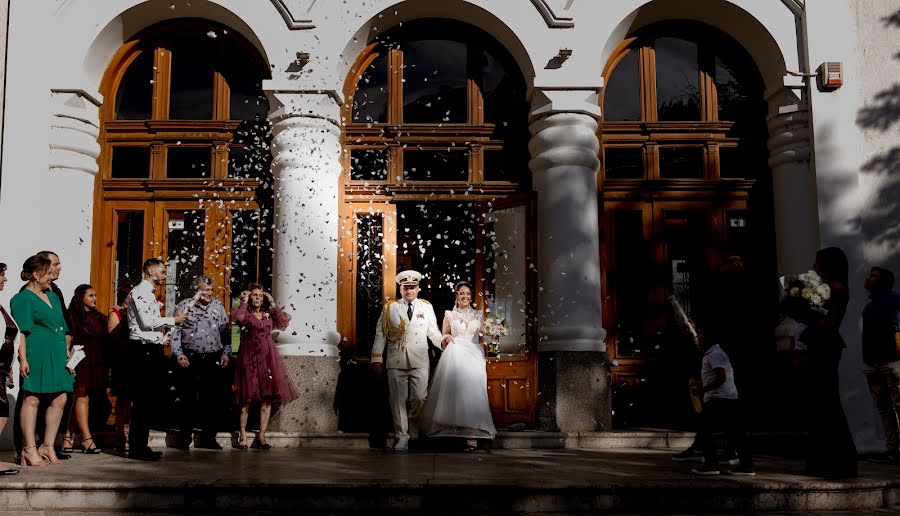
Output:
[
  {"xmin": 529, "ymin": 87, "xmax": 601, "ymax": 122},
  {"xmin": 766, "ymin": 87, "xmax": 811, "ymax": 168},
  {"xmin": 48, "ymin": 89, "xmax": 101, "ymax": 176},
  {"xmin": 264, "ymin": 88, "xmax": 342, "ymax": 127}
]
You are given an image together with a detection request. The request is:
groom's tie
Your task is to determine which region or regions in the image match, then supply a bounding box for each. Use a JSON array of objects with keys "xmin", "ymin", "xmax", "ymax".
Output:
[{"xmin": 407, "ymin": 302, "xmax": 413, "ymax": 320}]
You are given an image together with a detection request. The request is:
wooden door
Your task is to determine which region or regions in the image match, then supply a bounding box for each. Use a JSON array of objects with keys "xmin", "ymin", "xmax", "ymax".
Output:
[
  {"xmin": 476, "ymin": 194, "xmax": 538, "ymax": 427},
  {"xmin": 602, "ymin": 199, "xmax": 740, "ymax": 428}
]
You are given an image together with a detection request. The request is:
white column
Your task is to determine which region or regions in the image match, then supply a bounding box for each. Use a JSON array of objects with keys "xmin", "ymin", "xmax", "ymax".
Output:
[
  {"xmin": 267, "ymin": 91, "xmax": 342, "ymax": 357},
  {"xmin": 528, "ymin": 88, "xmax": 609, "ymax": 432},
  {"xmin": 528, "ymin": 93, "xmax": 606, "ymax": 353},
  {"xmin": 767, "ymin": 85, "xmax": 819, "ymax": 277}
]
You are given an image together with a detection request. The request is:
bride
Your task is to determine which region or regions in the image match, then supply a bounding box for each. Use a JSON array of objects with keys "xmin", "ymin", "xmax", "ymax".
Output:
[{"xmin": 420, "ymin": 281, "xmax": 496, "ymax": 446}]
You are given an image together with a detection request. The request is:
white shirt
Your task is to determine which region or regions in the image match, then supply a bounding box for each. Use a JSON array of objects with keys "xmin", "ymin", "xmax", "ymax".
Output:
[
  {"xmin": 701, "ymin": 344, "xmax": 738, "ymax": 402},
  {"xmin": 127, "ymin": 279, "xmax": 175, "ymax": 345}
]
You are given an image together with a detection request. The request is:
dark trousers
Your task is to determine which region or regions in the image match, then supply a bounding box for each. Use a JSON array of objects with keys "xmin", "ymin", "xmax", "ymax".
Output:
[
  {"xmin": 128, "ymin": 341, "xmax": 166, "ymax": 452},
  {"xmin": 176, "ymin": 351, "xmax": 228, "ymax": 439},
  {"xmin": 699, "ymin": 397, "xmax": 752, "ymax": 468}
]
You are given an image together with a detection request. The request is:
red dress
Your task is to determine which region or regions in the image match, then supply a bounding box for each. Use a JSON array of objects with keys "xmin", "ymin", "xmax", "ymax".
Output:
[
  {"xmin": 72, "ymin": 309, "xmax": 108, "ymax": 391},
  {"xmin": 231, "ymin": 304, "xmax": 298, "ymax": 404}
]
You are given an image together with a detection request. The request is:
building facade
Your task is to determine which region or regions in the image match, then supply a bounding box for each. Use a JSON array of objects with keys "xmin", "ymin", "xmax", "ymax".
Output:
[{"xmin": 0, "ymin": 0, "xmax": 897, "ymax": 450}]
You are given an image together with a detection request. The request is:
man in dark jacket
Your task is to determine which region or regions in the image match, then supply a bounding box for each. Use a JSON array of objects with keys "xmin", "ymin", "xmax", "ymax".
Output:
[{"xmin": 862, "ymin": 267, "xmax": 900, "ymax": 464}]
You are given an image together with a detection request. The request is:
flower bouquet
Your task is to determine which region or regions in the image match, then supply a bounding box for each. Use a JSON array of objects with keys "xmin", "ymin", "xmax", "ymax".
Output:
[
  {"xmin": 781, "ymin": 270, "xmax": 831, "ymax": 315},
  {"xmin": 482, "ymin": 309, "xmax": 510, "ymax": 357}
]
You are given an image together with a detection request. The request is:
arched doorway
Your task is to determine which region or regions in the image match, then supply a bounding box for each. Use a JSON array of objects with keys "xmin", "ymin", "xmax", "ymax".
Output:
[
  {"xmin": 599, "ymin": 22, "xmax": 777, "ymax": 428},
  {"xmin": 91, "ymin": 20, "xmax": 273, "ymax": 323},
  {"xmin": 338, "ymin": 19, "xmax": 538, "ymax": 428}
]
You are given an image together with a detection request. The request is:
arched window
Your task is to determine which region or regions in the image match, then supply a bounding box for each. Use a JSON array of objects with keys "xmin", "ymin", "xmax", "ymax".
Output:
[
  {"xmin": 601, "ymin": 23, "xmax": 767, "ymax": 180},
  {"xmin": 344, "ymin": 19, "xmax": 529, "ymax": 188},
  {"xmin": 94, "ymin": 20, "xmax": 273, "ymax": 315}
]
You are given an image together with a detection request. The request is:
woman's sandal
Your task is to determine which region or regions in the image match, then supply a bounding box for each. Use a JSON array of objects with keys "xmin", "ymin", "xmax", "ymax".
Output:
[
  {"xmin": 38, "ymin": 443, "xmax": 61, "ymax": 464},
  {"xmin": 81, "ymin": 438, "xmax": 102, "ymax": 454},
  {"xmin": 61, "ymin": 436, "xmax": 75, "ymax": 454},
  {"xmin": 233, "ymin": 436, "xmax": 249, "ymax": 450},
  {"xmin": 20, "ymin": 445, "xmax": 48, "ymax": 467}
]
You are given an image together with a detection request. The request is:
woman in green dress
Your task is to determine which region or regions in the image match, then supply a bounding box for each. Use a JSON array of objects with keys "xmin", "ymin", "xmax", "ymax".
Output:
[{"xmin": 10, "ymin": 255, "xmax": 73, "ymax": 466}]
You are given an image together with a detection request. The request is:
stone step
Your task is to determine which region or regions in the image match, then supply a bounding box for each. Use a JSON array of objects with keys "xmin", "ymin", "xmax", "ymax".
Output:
[{"xmin": 145, "ymin": 429, "xmax": 698, "ymax": 450}]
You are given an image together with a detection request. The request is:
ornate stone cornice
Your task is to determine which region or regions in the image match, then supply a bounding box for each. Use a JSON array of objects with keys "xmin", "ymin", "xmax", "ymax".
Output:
[
  {"xmin": 271, "ymin": 0, "xmax": 315, "ymax": 30},
  {"xmin": 531, "ymin": 0, "xmax": 574, "ymax": 28}
]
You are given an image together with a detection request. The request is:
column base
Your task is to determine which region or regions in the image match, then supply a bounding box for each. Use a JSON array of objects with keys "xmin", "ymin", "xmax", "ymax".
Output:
[
  {"xmin": 537, "ymin": 351, "xmax": 611, "ymax": 432},
  {"xmin": 268, "ymin": 355, "xmax": 341, "ymax": 433}
]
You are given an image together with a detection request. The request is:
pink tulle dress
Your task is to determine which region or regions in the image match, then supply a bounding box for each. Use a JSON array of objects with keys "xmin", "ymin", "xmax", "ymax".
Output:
[{"xmin": 231, "ymin": 304, "xmax": 299, "ymax": 405}]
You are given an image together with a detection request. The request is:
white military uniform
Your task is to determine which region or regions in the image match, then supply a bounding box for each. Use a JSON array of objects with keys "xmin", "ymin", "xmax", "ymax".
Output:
[{"xmin": 371, "ymin": 271, "xmax": 442, "ymax": 443}]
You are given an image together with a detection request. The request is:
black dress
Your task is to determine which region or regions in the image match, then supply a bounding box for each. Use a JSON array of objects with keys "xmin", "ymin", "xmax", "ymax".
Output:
[
  {"xmin": 0, "ymin": 306, "xmax": 17, "ymax": 417},
  {"xmin": 787, "ymin": 282, "xmax": 858, "ymax": 478}
]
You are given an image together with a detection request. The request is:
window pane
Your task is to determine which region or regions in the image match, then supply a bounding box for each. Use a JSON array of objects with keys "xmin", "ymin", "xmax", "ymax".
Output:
[
  {"xmin": 164, "ymin": 209, "xmax": 206, "ymax": 316},
  {"xmin": 228, "ymin": 121, "xmax": 271, "ymax": 179},
  {"xmin": 482, "ymin": 205, "xmax": 528, "ymax": 355},
  {"xmin": 352, "ymin": 53, "xmax": 389, "ymax": 124},
  {"xmin": 604, "ymin": 50, "xmax": 641, "ymax": 122},
  {"xmin": 115, "ymin": 50, "xmax": 153, "ymax": 120},
  {"xmin": 169, "ymin": 38, "xmax": 214, "ymax": 120},
  {"xmin": 659, "ymin": 147, "xmax": 703, "ymax": 178},
  {"xmin": 612, "ymin": 210, "xmax": 649, "ymax": 355},
  {"xmin": 402, "ymin": 40, "xmax": 467, "ymax": 123},
  {"xmin": 115, "ymin": 211, "xmax": 144, "ymax": 291},
  {"xmin": 350, "ymin": 148, "xmax": 389, "ymax": 181},
  {"xmin": 230, "ymin": 209, "xmax": 260, "ymax": 303},
  {"xmin": 719, "ymin": 146, "xmax": 748, "ymax": 178},
  {"xmin": 604, "ymin": 147, "xmax": 644, "ymax": 179},
  {"xmin": 226, "ymin": 67, "xmax": 268, "ymax": 120},
  {"xmin": 111, "ymin": 147, "xmax": 150, "ymax": 179},
  {"xmin": 655, "ymin": 38, "xmax": 701, "ymax": 121},
  {"xmin": 403, "ymin": 149, "xmax": 468, "ymax": 181},
  {"xmin": 354, "ymin": 213, "xmax": 384, "ymax": 357},
  {"xmin": 479, "ymin": 48, "xmax": 527, "ymax": 127},
  {"xmin": 167, "ymin": 147, "xmax": 211, "ymax": 179}
]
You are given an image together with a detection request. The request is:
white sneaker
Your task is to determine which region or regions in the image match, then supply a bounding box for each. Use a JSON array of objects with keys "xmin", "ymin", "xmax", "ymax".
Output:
[{"xmin": 394, "ymin": 437, "xmax": 409, "ymax": 452}]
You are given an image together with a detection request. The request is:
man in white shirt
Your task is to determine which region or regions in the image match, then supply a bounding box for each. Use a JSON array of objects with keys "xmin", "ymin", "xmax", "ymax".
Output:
[
  {"xmin": 371, "ymin": 270, "xmax": 443, "ymax": 451},
  {"xmin": 126, "ymin": 258, "xmax": 186, "ymax": 460}
]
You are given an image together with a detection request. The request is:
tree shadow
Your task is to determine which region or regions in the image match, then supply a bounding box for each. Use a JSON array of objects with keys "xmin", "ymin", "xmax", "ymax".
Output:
[{"xmin": 856, "ymin": 8, "xmax": 900, "ymax": 266}]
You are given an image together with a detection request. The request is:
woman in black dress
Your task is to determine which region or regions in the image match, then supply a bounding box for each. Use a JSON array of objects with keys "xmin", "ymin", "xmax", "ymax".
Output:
[
  {"xmin": 0, "ymin": 263, "xmax": 20, "ymax": 474},
  {"xmin": 785, "ymin": 247, "xmax": 857, "ymax": 478}
]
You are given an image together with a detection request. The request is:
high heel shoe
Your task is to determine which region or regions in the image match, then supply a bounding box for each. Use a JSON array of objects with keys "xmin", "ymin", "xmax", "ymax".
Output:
[
  {"xmin": 20, "ymin": 445, "xmax": 48, "ymax": 467},
  {"xmin": 251, "ymin": 437, "xmax": 272, "ymax": 450},
  {"xmin": 38, "ymin": 443, "xmax": 61, "ymax": 465},
  {"xmin": 61, "ymin": 436, "xmax": 75, "ymax": 454},
  {"xmin": 233, "ymin": 436, "xmax": 249, "ymax": 450},
  {"xmin": 81, "ymin": 438, "xmax": 102, "ymax": 454}
]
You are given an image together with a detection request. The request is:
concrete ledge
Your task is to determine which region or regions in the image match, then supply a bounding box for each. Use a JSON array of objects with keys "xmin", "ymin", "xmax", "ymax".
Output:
[
  {"xmin": 150, "ymin": 430, "xmax": 696, "ymax": 450},
  {"xmin": 0, "ymin": 479, "xmax": 896, "ymax": 513}
]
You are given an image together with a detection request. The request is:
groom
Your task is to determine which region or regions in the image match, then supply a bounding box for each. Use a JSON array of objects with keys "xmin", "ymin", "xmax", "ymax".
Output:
[{"xmin": 371, "ymin": 270, "xmax": 443, "ymax": 451}]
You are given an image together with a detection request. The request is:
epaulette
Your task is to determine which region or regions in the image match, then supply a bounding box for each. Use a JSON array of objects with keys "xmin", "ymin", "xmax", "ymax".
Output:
[{"xmin": 419, "ymin": 299, "xmax": 431, "ymax": 305}]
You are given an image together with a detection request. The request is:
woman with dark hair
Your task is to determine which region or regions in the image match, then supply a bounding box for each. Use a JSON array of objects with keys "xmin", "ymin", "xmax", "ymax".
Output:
[
  {"xmin": 0, "ymin": 263, "xmax": 21, "ymax": 474},
  {"xmin": 231, "ymin": 283, "xmax": 298, "ymax": 449},
  {"xmin": 107, "ymin": 285, "xmax": 132, "ymax": 453},
  {"xmin": 785, "ymin": 246, "xmax": 857, "ymax": 477},
  {"xmin": 10, "ymin": 255, "xmax": 73, "ymax": 466},
  {"xmin": 420, "ymin": 281, "xmax": 496, "ymax": 449},
  {"xmin": 60, "ymin": 284, "xmax": 106, "ymax": 454}
]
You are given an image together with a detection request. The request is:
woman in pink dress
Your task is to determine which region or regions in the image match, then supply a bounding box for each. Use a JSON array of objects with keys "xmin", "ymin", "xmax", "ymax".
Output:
[{"xmin": 231, "ymin": 283, "xmax": 298, "ymax": 449}]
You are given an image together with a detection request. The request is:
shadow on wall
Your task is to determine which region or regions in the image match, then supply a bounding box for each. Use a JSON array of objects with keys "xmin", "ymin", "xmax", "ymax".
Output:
[{"xmin": 856, "ymin": 9, "xmax": 900, "ymax": 268}]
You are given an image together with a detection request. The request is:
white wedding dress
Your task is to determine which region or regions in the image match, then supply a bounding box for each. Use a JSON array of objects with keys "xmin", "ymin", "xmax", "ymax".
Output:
[{"xmin": 421, "ymin": 307, "xmax": 497, "ymax": 439}]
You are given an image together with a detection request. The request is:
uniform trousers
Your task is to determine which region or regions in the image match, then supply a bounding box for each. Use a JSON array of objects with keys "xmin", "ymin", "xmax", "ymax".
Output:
[{"xmin": 387, "ymin": 367, "xmax": 428, "ymax": 439}]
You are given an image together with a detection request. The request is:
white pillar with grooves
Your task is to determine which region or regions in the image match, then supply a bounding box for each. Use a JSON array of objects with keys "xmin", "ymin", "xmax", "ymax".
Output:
[{"xmin": 267, "ymin": 91, "xmax": 342, "ymax": 357}]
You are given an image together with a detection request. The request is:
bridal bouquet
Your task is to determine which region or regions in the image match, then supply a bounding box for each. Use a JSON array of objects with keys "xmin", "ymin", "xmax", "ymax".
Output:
[
  {"xmin": 782, "ymin": 270, "xmax": 831, "ymax": 315},
  {"xmin": 482, "ymin": 309, "xmax": 510, "ymax": 357}
]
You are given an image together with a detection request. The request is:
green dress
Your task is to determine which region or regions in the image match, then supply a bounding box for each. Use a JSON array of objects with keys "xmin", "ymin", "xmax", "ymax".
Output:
[{"xmin": 10, "ymin": 289, "xmax": 73, "ymax": 393}]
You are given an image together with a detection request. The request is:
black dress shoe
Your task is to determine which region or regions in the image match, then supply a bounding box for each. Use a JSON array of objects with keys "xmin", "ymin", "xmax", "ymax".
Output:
[
  {"xmin": 194, "ymin": 441, "xmax": 223, "ymax": 450},
  {"xmin": 128, "ymin": 449, "xmax": 161, "ymax": 461},
  {"xmin": 0, "ymin": 468, "xmax": 19, "ymax": 475}
]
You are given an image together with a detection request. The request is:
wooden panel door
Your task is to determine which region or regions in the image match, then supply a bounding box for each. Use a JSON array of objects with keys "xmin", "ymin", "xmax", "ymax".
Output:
[{"xmin": 476, "ymin": 194, "xmax": 538, "ymax": 427}]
